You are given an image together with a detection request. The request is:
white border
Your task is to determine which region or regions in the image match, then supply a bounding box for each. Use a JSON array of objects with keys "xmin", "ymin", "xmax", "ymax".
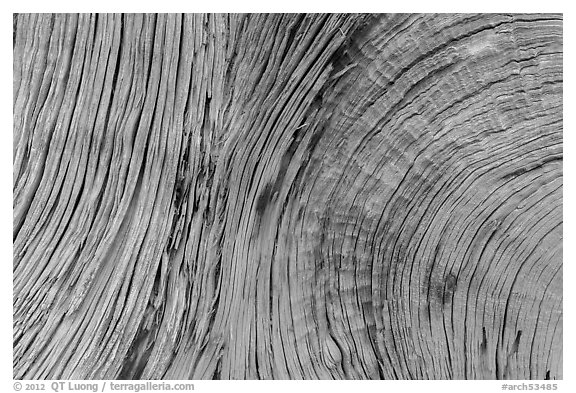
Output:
[{"xmin": 2, "ymin": 3, "xmax": 572, "ymax": 392}]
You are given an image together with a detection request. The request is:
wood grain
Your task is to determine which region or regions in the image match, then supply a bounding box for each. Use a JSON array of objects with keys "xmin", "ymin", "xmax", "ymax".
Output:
[{"xmin": 13, "ymin": 13, "xmax": 562, "ymax": 380}]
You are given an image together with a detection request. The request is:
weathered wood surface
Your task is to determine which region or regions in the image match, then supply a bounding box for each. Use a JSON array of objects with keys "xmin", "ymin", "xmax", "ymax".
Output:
[{"xmin": 13, "ymin": 13, "xmax": 562, "ymax": 380}]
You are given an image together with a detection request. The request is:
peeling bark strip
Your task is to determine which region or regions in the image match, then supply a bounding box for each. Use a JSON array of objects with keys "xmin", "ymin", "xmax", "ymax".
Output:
[{"xmin": 13, "ymin": 13, "xmax": 562, "ymax": 380}]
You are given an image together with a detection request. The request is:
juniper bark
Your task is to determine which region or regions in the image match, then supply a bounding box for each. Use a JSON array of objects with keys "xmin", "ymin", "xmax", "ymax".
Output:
[{"xmin": 13, "ymin": 13, "xmax": 562, "ymax": 380}]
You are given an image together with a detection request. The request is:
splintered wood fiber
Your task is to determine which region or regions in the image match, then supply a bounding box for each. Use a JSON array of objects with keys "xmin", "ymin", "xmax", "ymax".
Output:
[{"xmin": 13, "ymin": 13, "xmax": 562, "ymax": 380}]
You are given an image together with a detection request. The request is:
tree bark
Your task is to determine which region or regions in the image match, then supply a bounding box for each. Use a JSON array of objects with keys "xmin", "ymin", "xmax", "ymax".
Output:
[{"xmin": 13, "ymin": 13, "xmax": 563, "ymax": 380}]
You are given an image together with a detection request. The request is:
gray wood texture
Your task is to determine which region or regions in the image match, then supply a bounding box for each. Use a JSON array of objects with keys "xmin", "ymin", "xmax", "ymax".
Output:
[{"xmin": 13, "ymin": 13, "xmax": 562, "ymax": 380}]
